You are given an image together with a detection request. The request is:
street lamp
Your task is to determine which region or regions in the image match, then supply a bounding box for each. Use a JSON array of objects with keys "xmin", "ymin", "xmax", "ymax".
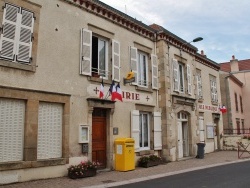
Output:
[{"xmin": 180, "ymin": 37, "xmax": 203, "ymax": 56}]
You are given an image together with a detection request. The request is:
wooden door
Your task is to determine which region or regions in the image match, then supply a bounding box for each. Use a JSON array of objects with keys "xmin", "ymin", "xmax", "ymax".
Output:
[
  {"xmin": 92, "ymin": 109, "xmax": 106, "ymax": 169},
  {"xmin": 182, "ymin": 122, "xmax": 189, "ymax": 157}
]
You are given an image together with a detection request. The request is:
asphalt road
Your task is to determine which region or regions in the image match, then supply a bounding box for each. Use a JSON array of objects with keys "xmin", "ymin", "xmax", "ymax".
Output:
[{"xmin": 114, "ymin": 160, "xmax": 250, "ymax": 188}]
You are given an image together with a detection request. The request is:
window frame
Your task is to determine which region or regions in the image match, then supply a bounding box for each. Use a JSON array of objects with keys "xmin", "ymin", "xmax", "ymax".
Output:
[
  {"xmin": 0, "ymin": 2, "xmax": 38, "ymax": 72},
  {"xmin": 137, "ymin": 51, "xmax": 149, "ymax": 88},
  {"xmin": 235, "ymin": 92, "xmax": 238, "ymax": 112},
  {"xmin": 139, "ymin": 112, "xmax": 150, "ymax": 150},
  {"xmin": 210, "ymin": 76, "xmax": 218, "ymax": 103},
  {"xmin": 178, "ymin": 63, "xmax": 185, "ymax": 93}
]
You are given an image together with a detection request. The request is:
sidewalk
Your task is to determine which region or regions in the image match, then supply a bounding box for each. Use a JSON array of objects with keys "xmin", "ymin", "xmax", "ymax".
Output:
[{"xmin": 1, "ymin": 151, "xmax": 250, "ymax": 188}]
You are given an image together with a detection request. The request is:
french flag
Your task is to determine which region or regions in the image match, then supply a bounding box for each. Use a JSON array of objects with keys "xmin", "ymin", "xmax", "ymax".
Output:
[
  {"xmin": 113, "ymin": 83, "xmax": 123, "ymax": 102},
  {"xmin": 99, "ymin": 79, "xmax": 104, "ymax": 99},
  {"xmin": 219, "ymin": 105, "xmax": 227, "ymax": 113}
]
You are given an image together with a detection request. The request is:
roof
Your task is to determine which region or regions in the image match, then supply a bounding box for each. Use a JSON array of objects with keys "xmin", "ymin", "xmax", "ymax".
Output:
[{"xmin": 220, "ymin": 59, "xmax": 250, "ymax": 72}]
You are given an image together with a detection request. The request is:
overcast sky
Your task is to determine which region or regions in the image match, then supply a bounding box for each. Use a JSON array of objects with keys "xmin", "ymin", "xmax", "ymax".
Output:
[{"xmin": 100, "ymin": 0, "xmax": 250, "ymax": 63}]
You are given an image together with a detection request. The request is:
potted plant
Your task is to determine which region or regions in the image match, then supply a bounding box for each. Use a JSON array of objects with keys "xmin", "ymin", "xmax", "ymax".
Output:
[
  {"xmin": 138, "ymin": 155, "xmax": 162, "ymax": 168},
  {"xmin": 68, "ymin": 161, "xmax": 100, "ymax": 179}
]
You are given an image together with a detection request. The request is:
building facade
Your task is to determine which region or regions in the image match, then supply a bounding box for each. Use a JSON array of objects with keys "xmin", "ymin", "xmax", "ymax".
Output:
[
  {"xmin": 0, "ymin": 0, "xmax": 223, "ymax": 184},
  {"xmin": 220, "ymin": 56, "xmax": 249, "ymax": 134}
]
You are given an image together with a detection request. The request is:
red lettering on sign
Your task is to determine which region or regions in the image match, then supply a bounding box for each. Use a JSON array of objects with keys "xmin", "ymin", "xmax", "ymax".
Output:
[
  {"xmin": 126, "ymin": 92, "xmax": 131, "ymax": 99},
  {"xmin": 136, "ymin": 94, "xmax": 139, "ymax": 100}
]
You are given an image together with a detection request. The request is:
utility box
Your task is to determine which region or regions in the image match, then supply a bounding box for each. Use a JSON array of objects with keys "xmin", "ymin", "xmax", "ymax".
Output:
[{"xmin": 115, "ymin": 138, "xmax": 135, "ymax": 171}]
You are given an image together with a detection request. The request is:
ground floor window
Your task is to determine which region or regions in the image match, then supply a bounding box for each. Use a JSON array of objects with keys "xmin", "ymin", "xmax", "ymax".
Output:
[
  {"xmin": 37, "ymin": 102, "xmax": 63, "ymax": 159},
  {"xmin": 139, "ymin": 112, "xmax": 150, "ymax": 150},
  {"xmin": 0, "ymin": 98, "xmax": 25, "ymax": 162}
]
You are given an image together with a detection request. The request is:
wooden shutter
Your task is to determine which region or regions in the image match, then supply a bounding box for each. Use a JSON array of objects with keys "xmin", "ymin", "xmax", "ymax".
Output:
[
  {"xmin": 80, "ymin": 28, "xmax": 92, "ymax": 75},
  {"xmin": 0, "ymin": 99, "xmax": 25, "ymax": 162},
  {"xmin": 214, "ymin": 80, "xmax": 217, "ymax": 102},
  {"xmin": 16, "ymin": 8, "xmax": 34, "ymax": 63},
  {"xmin": 151, "ymin": 54, "xmax": 158, "ymax": 89},
  {"xmin": 173, "ymin": 58, "xmax": 179, "ymax": 91},
  {"xmin": 0, "ymin": 4, "xmax": 19, "ymax": 60},
  {"xmin": 187, "ymin": 64, "xmax": 192, "ymax": 95},
  {"xmin": 112, "ymin": 40, "xmax": 120, "ymax": 82},
  {"xmin": 153, "ymin": 112, "xmax": 162, "ymax": 150},
  {"xmin": 197, "ymin": 74, "xmax": 202, "ymax": 99},
  {"xmin": 130, "ymin": 46, "xmax": 138, "ymax": 85},
  {"xmin": 131, "ymin": 110, "xmax": 140, "ymax": 152},
  {"xmin": 199, "ymin": 116, "xmax": 205, "ymax": 142},
  {"xmin": 37, "ymin": 102, "xmax": 63, "ymax": 159}
]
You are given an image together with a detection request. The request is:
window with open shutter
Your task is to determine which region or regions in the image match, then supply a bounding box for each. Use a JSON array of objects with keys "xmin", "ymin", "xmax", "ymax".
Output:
[
  {"xmin": 131, "ymin": 110, "xmax": 140, "ymax": 152},
  {"xmin": 0, "ymin": 4, "xmax": 19, "ymax": 60},
  {"xmin": 37, "ymin": 102, "xmax": 63, "ymax": 159},
  {"xmin": 130, "ymin": 46, "xmax": 138, "ymax": 85},
  {"xmin": 112, "ymin": 40, "xmax": 120, "ymax": 82},
  {"xmin": 153, "ymin": 112, "xmax": 162, "ymax": 150},
  {"xmin": 80, "ymin": 29, "xmax": 92, "ymax": 75},
  {"xmin": 172, "ymin": 58, "xmax": 179, "ymax": 91},
  {"xmin": 151, "ymin": 54, "xmax": 158, "ymax": 89},
  {"xmin": 0, "ymin": 99, "xmax": 25, "ymax": 163},
  {"xmin": 187, "ymin": 64, "xmax": 192, "ymax": 95},
  {"xmin": 16, "ymin": 8, "xmax": 34, "ymax": 63}
]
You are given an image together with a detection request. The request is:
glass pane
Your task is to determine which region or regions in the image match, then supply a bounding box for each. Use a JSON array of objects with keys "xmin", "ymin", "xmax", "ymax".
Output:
[
  {"xmin": 179, "ymin": 64, "xmax": 184, "ymax": 92},
  {"xmin": 139, "ymin": 114, "xmax": 142, "ymax": 147},
  {"xmin": 143, "ymin": 114, "xmax": 148, "ymax": 147},
  {"xmin": 98, "ymin": 40, "xmax": 106, "ymax": 77}
]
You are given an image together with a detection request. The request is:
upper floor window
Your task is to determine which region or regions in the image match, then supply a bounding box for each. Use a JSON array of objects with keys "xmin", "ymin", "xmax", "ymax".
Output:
[
  {"xmin": 196, "ymin": 69, "xmax": 203, "ymax": 99},
  {"xmin": 235, "ymin": 93, "xmax": 238, "ymax": 112},
  {"xmin": 137, "ymin": 51, "xmax": 148, "ymax": 87},
  {"xmin": 130, "ymin": 46, "xmax": 158, "ymax": 89},
  {"xmin": 240, "ymin": 95, "xmax": 243, "ymax": 113},
  {"xmin": 210, "ymin": 75, "xmax": 218, "ymax": 103},
  {"xmin": 172, "ymin": 58, "xmax": 192, "ymax": 94},
  {"xmin": 80, "ymin": 28, "xmax": 120, "ymax": 82},
  {"xmin": 0, "ymin": 3, "xmax": 34, "ymax": 64}
]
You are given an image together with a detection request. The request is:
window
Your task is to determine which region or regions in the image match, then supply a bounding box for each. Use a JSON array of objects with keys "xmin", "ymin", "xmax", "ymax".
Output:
[
  {"xmin": 236, "ymin": 118, "xmax": 240, "ymax": 135},
  {"xmin": 196, "ymin": 70, "xmax": 203, "ymax": 99},
  {"xmin": 242, "ymin": 119, "xmax": 245, "ymax": 134},
  {"xmin": 139, "ymin": 112, "xmax": 150, "ymax": 149},
  {"xmin": 0, "ymin": 3, "xmax": 34, "ymax": 64},
  {"xmin": 0, "ymin": 98, "xmax": 25, "ymax": 163},
  {"xmin": 131, "ymin": 110, "xmax": 162, "ymax": 151},
  {"xmin": 80, "ymin": 29, "xmax": 120, "ymax": 81},
  {"xmin": 235, "ymin": 93, "xmax": 238, "ymax": 112},
  {"xmin": 92, "ymin": 36, "xmax": 108, "ymax": 78},
  {"xmin": 138, "ymin": 51, "xmax": 148, "ymax": 87},
  {"xmin": 130, "ymin": 47, "xmax": 158, "ymax": 89},
  {"xmin": 240, "ymin": 95, "xmax": 243, "ymax": 113},
  {"xmin": 37, "ymin": 102, "xmax": 63, "ymax": 160},
  {"xmin": 173, "ymin": 59, "xmax": 192, "ymax": 94},
  {"xmin": 210, "ymin": 75, "xmax": 218, "ymax": 103}
]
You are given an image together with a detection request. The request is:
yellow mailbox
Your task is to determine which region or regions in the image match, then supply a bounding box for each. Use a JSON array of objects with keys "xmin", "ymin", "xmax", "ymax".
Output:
[{"xmin": 115, "ymin": 138, "xmax": 135, "ymax": 171}]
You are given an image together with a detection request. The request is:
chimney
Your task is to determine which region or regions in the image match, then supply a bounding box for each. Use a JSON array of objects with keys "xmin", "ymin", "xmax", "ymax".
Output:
[
  {"xmin": 200, "ymin": 50, "xmax": 206, "ymax": 57},
  {"xmin": 230, "ymin": 55, "xmax": 239, "ymax": 72}
]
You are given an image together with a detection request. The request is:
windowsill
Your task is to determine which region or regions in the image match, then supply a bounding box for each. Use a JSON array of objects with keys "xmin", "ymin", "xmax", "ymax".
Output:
[
  {"xmin": 0, "ymin": 59, "xmax": 36, "ymax": 72},
  {"xmin": 136, "ymin": 86, "xmax": 153, "ymax": 93},
  {"xmin": 198, "ymin": 98, "xmax": 204, "ymax": 103},
  {"xmin": 0, "ymin": 158, "xmax": 67, "ymax": 171},
  {"xmin": 136, "ymin": 150, "xmax": 154, "ymax": 156},
  {"xmin": 211, "ymin": 101, "xmax": 218, "ymax": 105},
  {"xmin": 88, "ymin": 76, "xmax": 111, "ymax": 85}
]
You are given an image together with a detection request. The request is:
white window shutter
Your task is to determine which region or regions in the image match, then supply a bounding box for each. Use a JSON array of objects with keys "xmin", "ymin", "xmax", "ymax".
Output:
[
  {"xmin": 131, "ymin": 110, "xmax": 140, "ymax": 152},
  {"xmin": 153, "ymin": 112, "xmax": 162, "ymax": 150},
  {"xmin": 151, "ymin": 54, "xmax": 158, "ymax": 89},
  {"xmin": 214, "ymin": 81, "xmax": 217, "ymax": 102},
  {"xmin": 0, "ymin": 99, "xmax": 25, "ymax": 162},
  {"xmin": 80, "ymin": 28, "xmax": 92, "ymax": 75},
  {"xmin": 197, "ymin": 75, "xmax": 202, "ymax": 99},
  {"xmin": 0, "ymin": 4, "xmax": 19, "ymax": 60},
  {"xmin": 130, "ymin": 46, "xmax": 138, "ymax": 85},
  {"xmin": 16, "ymin": 9, "xmax": 34, "ymax": 63},
  {"xmin": 38, "ymin": 103, "xmax": 63, "ymax": 159},
  {"xmin": 112, "ymin": 40, "xmax": 120, "ymax": 82},
  {"xmin": 173, "ymin": 58, "xmax": 179, "ymax": 91},
  {"xmin": 187, "ymin": 64, "xmax": 192, "ymax": 95}
]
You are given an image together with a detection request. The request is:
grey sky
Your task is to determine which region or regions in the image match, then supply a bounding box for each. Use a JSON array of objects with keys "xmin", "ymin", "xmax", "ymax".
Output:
[{"xmin": 100, "ymin": 0, "xmax": 250, "ymax": 63}]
